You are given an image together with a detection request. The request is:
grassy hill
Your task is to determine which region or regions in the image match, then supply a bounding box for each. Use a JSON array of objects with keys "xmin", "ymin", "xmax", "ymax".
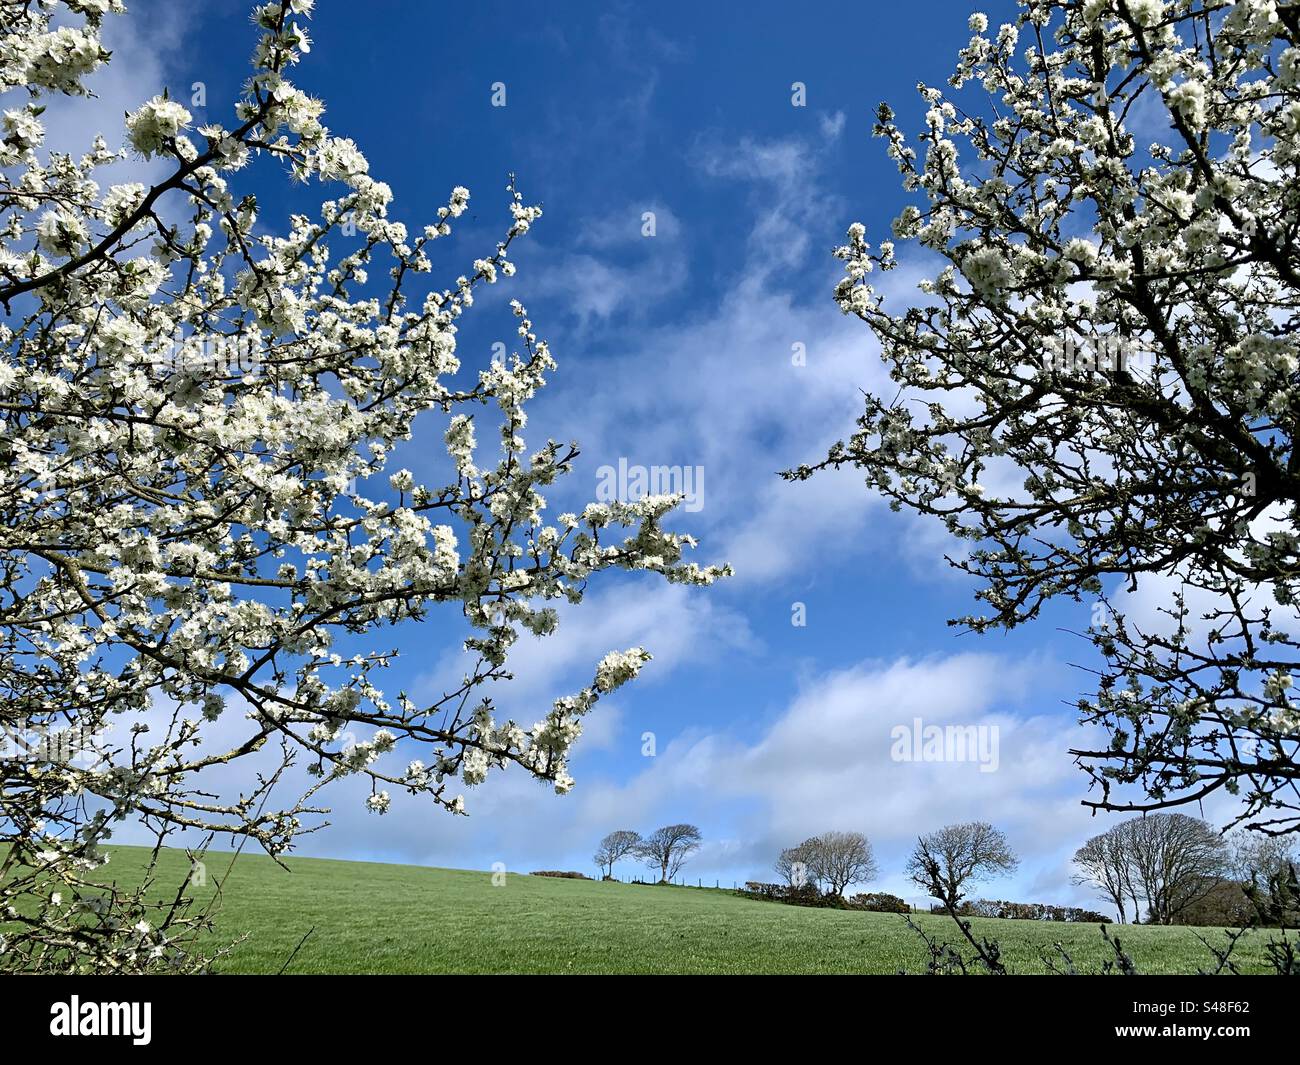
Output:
[{"xmin": 82, "ymin": 845, "xmax": 1277, "ymax": 974}]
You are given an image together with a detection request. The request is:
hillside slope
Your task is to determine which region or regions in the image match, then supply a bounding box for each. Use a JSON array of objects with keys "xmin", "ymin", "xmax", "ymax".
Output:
[{"xmin": 94, "ymin": 846, "xmax": 1274, "ymax": 975}]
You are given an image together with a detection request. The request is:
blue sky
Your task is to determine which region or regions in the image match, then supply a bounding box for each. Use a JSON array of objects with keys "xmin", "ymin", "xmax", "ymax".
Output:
[{"xmin": 79, "ymin": 0, "xmax": 1234, "ymax": 908}]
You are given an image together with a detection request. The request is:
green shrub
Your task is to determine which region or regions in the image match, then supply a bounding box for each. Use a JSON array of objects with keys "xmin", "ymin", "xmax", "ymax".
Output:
[
  {"xmin": 738, "ymin": 882, "xmax": 852, "ymax": 908},
  {"xmin": 849, "ymin": 891, "xmax": 910, "ymax": 914}
]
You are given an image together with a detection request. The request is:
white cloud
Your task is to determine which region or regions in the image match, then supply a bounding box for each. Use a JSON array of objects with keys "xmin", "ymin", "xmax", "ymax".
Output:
[
  {"xmin": 819, "ymin": 110, "xmax": 847, "ymax": 139},
  {"xmin": 411, "ymin": 578, "xmax": 757, "ymax": 718},
  {"xmin": 579, "ymin": 202, "xmax": 681, "ymax": 248},
  {"xmin": 518, "ymin": 202, "xmax": 687, "ymax": 330}
]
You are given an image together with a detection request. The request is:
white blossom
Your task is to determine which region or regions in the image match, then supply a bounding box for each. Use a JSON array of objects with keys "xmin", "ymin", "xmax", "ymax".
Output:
[
  {"xmin": 125, "ymin": 95, "xmax": 193, "ymax": 157},
  {"xmin": 0, "ymin": 0, "xmax": 728, "ymax": 974}
]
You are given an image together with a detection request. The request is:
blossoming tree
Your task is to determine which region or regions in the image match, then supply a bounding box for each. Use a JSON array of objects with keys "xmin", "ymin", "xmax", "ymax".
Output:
[
  {"xmin": 793, "ymin": 0, "xmax": 1300, "ymax": 834},
  {"xmin": 0, "ymin": 0, "xmax": 727, "ymax": 971}
]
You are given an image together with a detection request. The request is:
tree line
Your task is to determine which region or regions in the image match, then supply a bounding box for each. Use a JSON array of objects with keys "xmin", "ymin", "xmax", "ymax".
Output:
[{"xmin": 596, "ymin": 815, "xmax": 1299, "ymax": 930}]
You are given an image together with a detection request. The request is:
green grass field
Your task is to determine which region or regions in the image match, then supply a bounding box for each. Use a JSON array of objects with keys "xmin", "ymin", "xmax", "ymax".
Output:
[{"xmin": 75, "ymin": 845, "xmax": 1279, "ymax": 974}]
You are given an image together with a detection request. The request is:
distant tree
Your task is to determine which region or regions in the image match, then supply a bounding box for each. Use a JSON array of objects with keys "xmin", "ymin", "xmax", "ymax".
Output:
[
  {"xmin": 1074, "ymin": 815, "xmax": 1231, "ymax": 925},
  {"xmin": 1230, "ymin": 831, "xmax": 1299, "ymax": 886},
  {"xmin": 1228, "ymin": 830, "xmax": 1299, "ymax": 929},
  {"xmin": 1072, "ymin": 825, "xmax": 1137, "ymax": 924},
  {"xmin": 1124, "ymin": 814, "xmax": 1229, "ymax": 925},
  {"xmin": 775, "ymin": 839, "xmax": 819, "ymax": 889},
  {"xmin": 905, "ymin": 822, "xmax": 1017, "ymax": 976},
  {"xmin": 805, "ymin": 831, "xmax": 879, "ymax": 896},
  {"xmin": 907, "ymin": 822, "xmax": 1018, "ymax": 907},
  {"xmin": 593, "ymin": 830, "xmax": 641, "ymax": 879},
  {"xmin": 1245, "ymin": 862, "xmax": 1300, "ymax": 941},
  {"xmin": 638, "ymin": 824, "xmax": 702, "ymax": 883}
]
